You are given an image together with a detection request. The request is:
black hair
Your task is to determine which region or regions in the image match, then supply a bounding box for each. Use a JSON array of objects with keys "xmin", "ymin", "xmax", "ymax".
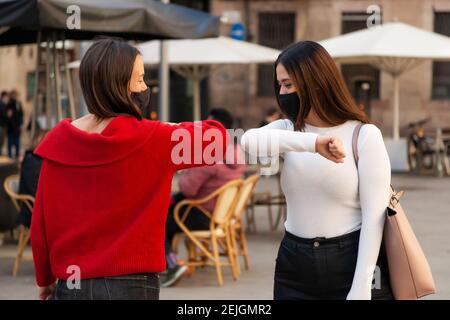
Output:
[
  {"xmin": 208, "ymin": 108, "xmax": 234, "ymax": 129},
  {"xmin": 79, "ymin": 37, "xmax": 142, "ymax": 120}
]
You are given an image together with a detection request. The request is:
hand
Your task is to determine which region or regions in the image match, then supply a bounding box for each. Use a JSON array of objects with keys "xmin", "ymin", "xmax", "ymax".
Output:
[
  {"xmin": 38, "ymin": 283, "xmax": 56, "ymax": 300},
  {"xmin": 315, "ymin": 136, "xmax": 346, "ymax": 163}
]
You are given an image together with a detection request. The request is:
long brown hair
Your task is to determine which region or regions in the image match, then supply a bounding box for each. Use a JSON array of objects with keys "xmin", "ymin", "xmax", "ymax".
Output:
[
  {"xmin": 79, "ymin": 37, "xmax": 143, "ymax": 121},
  {"xmin": 274, "ymin": 41, "xmax": 370, "ymax": 131}
]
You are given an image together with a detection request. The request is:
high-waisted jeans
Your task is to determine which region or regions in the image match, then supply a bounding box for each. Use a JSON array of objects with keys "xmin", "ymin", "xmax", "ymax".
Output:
[{"xmin": 274, "ymin": 229, "xmax": 394, "ymax": 300}]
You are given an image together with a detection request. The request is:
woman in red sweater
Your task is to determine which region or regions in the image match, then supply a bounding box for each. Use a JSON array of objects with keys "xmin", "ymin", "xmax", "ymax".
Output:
[{"xmin": 30, "ymin": 38, "xmax": 229, "ymax": 300}]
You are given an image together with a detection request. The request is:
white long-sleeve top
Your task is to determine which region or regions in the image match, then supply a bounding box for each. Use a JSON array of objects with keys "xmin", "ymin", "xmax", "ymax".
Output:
[{"xmin": 240, "ymin": 119, "xmax": 391, "ymax": 300}]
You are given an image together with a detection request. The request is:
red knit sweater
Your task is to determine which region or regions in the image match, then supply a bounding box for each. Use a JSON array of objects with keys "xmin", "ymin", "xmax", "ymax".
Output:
[{"xmin": 31, "ymin": 115, "xmax": 227, "ymax": 287}]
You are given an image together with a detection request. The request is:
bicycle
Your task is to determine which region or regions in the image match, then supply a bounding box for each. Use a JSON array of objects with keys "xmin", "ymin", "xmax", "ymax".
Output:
[{"xmin": 406, "ymin": 117, "xmax": 436, "ymax": 172}]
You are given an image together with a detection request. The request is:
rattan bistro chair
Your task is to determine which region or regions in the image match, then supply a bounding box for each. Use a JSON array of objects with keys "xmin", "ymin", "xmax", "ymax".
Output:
[
  {"xmin": 246, "ymin": 170, "xmax": 286, "ymax": 232},
  {"xmin": 172, "ymin": 179, "xmax": 243, "ymax": 286},
  {"xmin": 3, "ymin": 174, "xmax": 35, "ymax": 276},
  {"xmin": 229, "ymin": 174, "xmax": 259, "ymax": 276}
]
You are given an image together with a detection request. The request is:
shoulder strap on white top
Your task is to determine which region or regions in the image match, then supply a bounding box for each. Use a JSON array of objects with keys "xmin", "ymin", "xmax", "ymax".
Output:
[{"xmin": 352, "ymin": 123, "xmax": 364, "ymax": 168}]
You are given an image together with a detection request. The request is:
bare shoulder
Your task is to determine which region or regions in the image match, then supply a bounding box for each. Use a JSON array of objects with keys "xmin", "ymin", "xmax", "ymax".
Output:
[
  {"xmin": 70, "ymin": 114, "xmax": 113, "ymax": 133},
  {"xmin": 70, "ymin": 114, "xmax": 92, "ymax": 126}
]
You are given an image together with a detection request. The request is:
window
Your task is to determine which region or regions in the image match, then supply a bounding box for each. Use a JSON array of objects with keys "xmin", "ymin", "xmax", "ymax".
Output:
[
  {"xmin": 432, "ymin": 12, "xmax": 450, "ymax": 100},
  {"xmin": 257, "ymin": 12, "xmax": 296, "ymax": 96},
  {"xmin": 341, "ymin": 12, "xmax": 381, "ymax": 117},
  {"xmin": 26, "ymin": 72, "xmax": 35, "ymax": 102},
  {"xmin": 17, "ymin": 45, "xmax": 23, "ymax": 57}
]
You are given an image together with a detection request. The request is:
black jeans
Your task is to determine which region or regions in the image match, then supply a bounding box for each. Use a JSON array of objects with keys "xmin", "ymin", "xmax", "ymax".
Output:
[
  {"xmin": 51, "ymin": 273, "xmax": 159, "ymax": 300},
  {"xmin": 7, "ymin": 132, "xmax": 20, "ymax": 159},
  {"xmin": 274, "ymin": 229, "xmax": 394, "ymax": 300}
]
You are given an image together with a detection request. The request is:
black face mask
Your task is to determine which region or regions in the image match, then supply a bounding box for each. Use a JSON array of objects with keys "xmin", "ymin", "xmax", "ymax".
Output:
[
  {"xmin": 278, "ymin": 92, "xmax": 300, "ymax": 123},
  {"xmin": 131, "ymin": 88, "xmax": 150, "ymax": 114}
]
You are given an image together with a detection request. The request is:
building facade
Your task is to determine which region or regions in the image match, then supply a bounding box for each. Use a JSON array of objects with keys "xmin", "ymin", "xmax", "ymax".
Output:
[
  {"xmin": 210, "ymin": 0, "xmax": 450, "ymax": 136},
  {"xmin": 0, "ymin": 0, "xmax": 449, "ymax": 139}
]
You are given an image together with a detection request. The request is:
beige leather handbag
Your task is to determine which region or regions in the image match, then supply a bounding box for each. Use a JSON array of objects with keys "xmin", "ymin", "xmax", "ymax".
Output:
[{"xmin": 352, "ymin": 123, "xmax": 436, "ymax": 300}]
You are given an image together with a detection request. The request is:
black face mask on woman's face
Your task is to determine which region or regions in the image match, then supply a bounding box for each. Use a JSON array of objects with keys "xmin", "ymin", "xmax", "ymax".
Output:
[
  {"xmin": 131, "ymin": 88, "xmax": 150, "ymax": 114},
  {"xmin": 278, "ymin": 92, "xmax": 300, "ymax": 124}
]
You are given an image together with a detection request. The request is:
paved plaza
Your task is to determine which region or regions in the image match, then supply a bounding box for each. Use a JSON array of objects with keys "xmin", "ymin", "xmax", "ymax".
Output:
[{"xmin": 0, "ymin": 174, "xmax": 449, "ymax": 300}]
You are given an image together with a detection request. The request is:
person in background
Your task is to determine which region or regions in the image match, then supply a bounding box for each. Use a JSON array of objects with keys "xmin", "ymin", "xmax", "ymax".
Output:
[
  {"xmin": 6, "ymin": 90, "xmax": 23, "ymax": 159},
  {"xmin": 0, "ymin": 91, "xmax": 9, "ymax": 156},
  {"xmin": 259, "ymin": 107, "xmax": 282, "ymax": 127},
  {"xmin": 16, "ymin": 130, "xmax": 48, "ymax": 228},
  {"xmin": 161, "ymin": 108, "xmax": 246, "ymax": 288}
]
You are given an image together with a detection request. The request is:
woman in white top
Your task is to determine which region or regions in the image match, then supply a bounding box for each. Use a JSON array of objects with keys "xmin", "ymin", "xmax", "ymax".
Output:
[{"xmin": 241, "ymin": 41, "xmax": 392, "ymax": 300}]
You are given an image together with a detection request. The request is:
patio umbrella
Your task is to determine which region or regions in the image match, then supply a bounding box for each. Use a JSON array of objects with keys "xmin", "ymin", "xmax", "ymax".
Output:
[
  {"xmin": 0, "ymin": 0, "xmax": 220, "ymax": 45},
  {"xmin": 69, "ymin": 37, "xmax": 280, "ymax": 121},
  {"xmin": 0, "ymin": 0, "xmax": 219, "ymax": 136},
  {"xmin": 320, "ymin": 22, "xmax": 450, "ymax": 140},
  {"xmin": 137, "ymin": 37, "xmax": 280, "ymax": 120}
]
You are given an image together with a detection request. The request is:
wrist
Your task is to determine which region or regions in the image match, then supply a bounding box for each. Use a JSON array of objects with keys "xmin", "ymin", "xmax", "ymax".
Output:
[{"xmin": 311, "ymin": 133, "xmax": 319, "ymax": 153}]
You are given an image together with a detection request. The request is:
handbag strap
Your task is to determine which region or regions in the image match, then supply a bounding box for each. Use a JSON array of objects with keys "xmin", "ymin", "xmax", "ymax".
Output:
[
  {"xmin": 352, "ymin": 123, "xmax": 364, "ymax": 168},
  {"xmin": 352, "ymin": 122, "xmax": 397, "ymax": 196}
]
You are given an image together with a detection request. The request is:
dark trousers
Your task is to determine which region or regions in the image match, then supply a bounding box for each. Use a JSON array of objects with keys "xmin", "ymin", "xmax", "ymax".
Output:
[
  {"xmin": 7, "ymin": 132, "xmax": 20, "ymax": 159},
  {"xmin": 274, "ymin": 229, "xmax": 394, "ymax": 300},
  {"xmin": 165, "ymin": 192, "xmax": 211, "ymax": 256},
  {"xmin": 51, "ymin": 273, "xmax": 159, "ymax": 300},
  {"xmin": 0, "ymin": 126, "xmax": 6, "ymax": 155}
]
